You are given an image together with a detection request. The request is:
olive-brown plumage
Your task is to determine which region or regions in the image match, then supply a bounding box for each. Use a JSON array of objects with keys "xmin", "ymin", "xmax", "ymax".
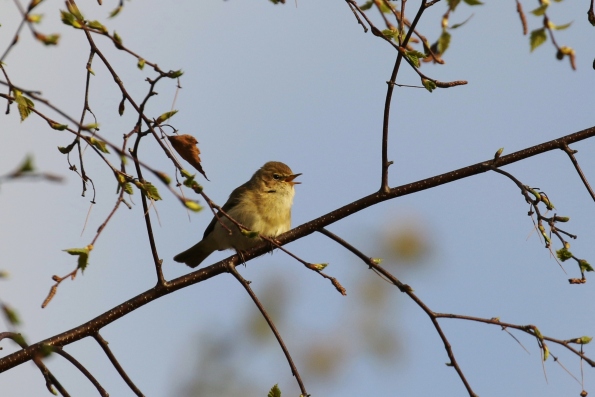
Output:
[{"xmin": 173, "ymin": 161, "xmax": 300, "ymax": 267}]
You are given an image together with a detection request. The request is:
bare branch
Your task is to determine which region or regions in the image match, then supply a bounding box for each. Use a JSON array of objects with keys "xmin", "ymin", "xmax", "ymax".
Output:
[
  {"xmin": 318, "ymin": 228, "xmax": 477, "ymax": 396},
  {"xmin": 0, "ymin": 332, "xmax": 70, "ymax": 396},
  {"xmin": 227, "ymin": 264, "xmax": 309, "ymax": 397},
  {"xmin": 560, "ymin": 143, "xmax": 595, "ymax": 202},
  {"xmin": 52, "ymin": 346, "xmax": 108, "ymax": 397},
  {"xmin": 93, "ymin": 333, "xmax": 145, "ymax": 397},
  {"xmin": 1, "ymin": 124, "xmax": 595, "ymax": 373}
]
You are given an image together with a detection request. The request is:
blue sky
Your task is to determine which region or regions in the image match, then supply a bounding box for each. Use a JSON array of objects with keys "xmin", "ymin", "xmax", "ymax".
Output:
[{"xmin": 1, "ymin": 1, "xmax": 595, "ymax": 396}]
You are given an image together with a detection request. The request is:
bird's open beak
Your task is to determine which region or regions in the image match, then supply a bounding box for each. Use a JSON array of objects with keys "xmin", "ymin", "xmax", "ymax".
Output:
[{"xmin": 285, "ymin": 173, "xmax": 302, "ymax": 186}]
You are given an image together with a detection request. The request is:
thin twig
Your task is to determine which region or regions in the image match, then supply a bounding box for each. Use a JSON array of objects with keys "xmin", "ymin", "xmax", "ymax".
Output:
[
  {"xmin": 227, "ymin": 264, "xmax": 309, "ymax": 397},
  {"xmin": 0, "ymin": 332, "xmax": 70, "ymax": 396},
  {"xmin": 434, "ymin": 314, "xmax": 595, "ymax": 366},
  {"xmin": 74, "ymin": 49, "xmax": 96, "ymax": 197},
  {"xmin": 501, "ymin": 326, "xmax": 531, "ymax": 354},
  {"xmin": 78, "ymin": 23, "xmax": 183, "ymax": 171},
  {"xmin": 516, "ymin": 0, "xmax": 528, "ymax": 35},
  {"xmin": 318, "ymin": 228, "xmax": 477, "ymax": 396},
  {"xmin": 345, "ymin": 0, "xmax": 368, "ymax": 32},
  {"xmin": 560, "ymin": 143, "xmax": 595, "ymax": 202},
  {"xmin": 2, "ymin": 124, "xmax": 595, "ymax": 373},
  {"xmin": 131, "ymin": 129, "xmax": 167, "ymax": 287},
  {"xmin": 550, "ymin": 352, "xmax": 582, "ymax": 385},
  {"xmin": 52, "ymin": 347, "xmax": 108, "ymax": 397},
  {"xmin": 378, "ymin": 0, "xmax": 428, "ymax": 193},
  {"xmin": 91, "ymin": 193, "xmax": 125, "ymax": 246},
  {"xmin": 93, "ymin": 333, "xmax": 145, "ymax": 397}
]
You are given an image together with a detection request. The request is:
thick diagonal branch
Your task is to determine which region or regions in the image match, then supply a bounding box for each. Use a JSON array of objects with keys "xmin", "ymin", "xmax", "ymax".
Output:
[{"xmin": 0, "ymin": 124, "xmax": 594, "ymax": 373}]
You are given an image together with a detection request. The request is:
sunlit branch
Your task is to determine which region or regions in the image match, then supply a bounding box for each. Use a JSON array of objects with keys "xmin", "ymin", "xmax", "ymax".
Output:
[
  {"xmin": 93, "ymin": 333, "xmax": 145, "ymax": 397},
  {"xmin": 1, "ymin": 124, "xmax": 595, "ymax": 373},
  {"xmin": 52, "ymin": 346, "xmax": 108, "ymax": 397},
  {"xmin": 227, "ymin": 264, "xmax": 309, "ymax": 397}
]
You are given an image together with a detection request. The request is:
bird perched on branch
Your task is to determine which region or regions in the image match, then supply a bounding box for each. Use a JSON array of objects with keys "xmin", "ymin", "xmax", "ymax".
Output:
[{"xmin": 174, "ymin": 161, "xmax": 301, "ymax": 268}]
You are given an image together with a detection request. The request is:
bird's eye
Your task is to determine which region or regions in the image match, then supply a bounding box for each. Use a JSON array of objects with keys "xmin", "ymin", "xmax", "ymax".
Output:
[{"xmin": 273, "ymin": 174, "xmax": 282, "ymax": 180}]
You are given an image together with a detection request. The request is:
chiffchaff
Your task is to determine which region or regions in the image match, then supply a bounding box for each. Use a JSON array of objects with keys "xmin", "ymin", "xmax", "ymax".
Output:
[{"xmin": 174, "ymin": 161, "xmax": 301, "ymax": 268}]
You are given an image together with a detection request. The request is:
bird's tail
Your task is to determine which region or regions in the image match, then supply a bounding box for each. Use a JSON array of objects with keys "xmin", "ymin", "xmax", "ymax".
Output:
[{"xmin": 173, "ymin": 240, "xmax": 214, "ymax": 268}]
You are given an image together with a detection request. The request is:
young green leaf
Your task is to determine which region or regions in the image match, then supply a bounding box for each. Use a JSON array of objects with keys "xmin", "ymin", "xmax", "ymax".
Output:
[
  {"xmin": 579, "ymin": 259, "xmax": 594, "ymax": 272},
  {"xmin": 381, "ymin": 29, "xmax": 397, "ymax": 41},
  {"xmin": 422, "ymin": 78, "xmax": 436, "ymax": 93},
  {"xmin": 34, "ymin": 32, "xmax": 60, "ymax": 45},
  {"xmin": 27, "ymin": 14, "xmax": 43, "ymax": 23},
  {"xmin": 165, "ymin": 69, "xmax": 184, "ymax": 78},
  {"xmin": 447, "ymin": 0, "xmax": 461, "ymax": 11},
  {"xmin": 109, "ymin": 5, "xmax": 122, "ymax": 18},
  {"xmin": 533, "ymin": 327, "xmax": 543, "ymax": 339},
  {"xmin": 60, "ymin": 10, "xmax": 75, "ymax": 26},
  {"xmin": 530, "ymin": 4, "xmax": 548, "ymax": 16},
  {"xmin": 310, "ymin": 263, "xmax": 328, "ymax": 271},
  {"xmin": 137, "ymin": 58, "xmax": 146, "ymax": 70},
  {"xmin": 2, "ymin": 305, "xmax": 20, "ymax": 326},
  {"xmin": 540, "ymin": 193, "xmax": 554, "ymax": 210},
  {"xmin": 137, "ymin": 181, "xmax": 162, "ymax": 201},
  {"xmin": 437, "ymin": 30, "xmax": 451, "ymax": 54},
  {"xmin": 268, "ymin": 384, "xmax": 281, "ymax": 397},
  {"xmin": 16, "ymin": 155, "xmax": 35, "ymax": 173},
  {"xmin": 359, "ymin": 0, "xmax": 373, "ymax": 10},
  {"xmin": 241, "ymin": 229, "xmax": 259, "ymax": 239},
  {"xmin": 542, "ymin": 343, "xmax": 549, "ymax": 361},
  {"xmin": 183, "ymin": 200, "xmax": 203, "ymax": 212},
  {"xmin": 113, "ymin": 31, "xmax": 123, "ymax": 49},
  {"xmin": 48, "ymin": 121, "xmax": 68, "ymax": 130},
  {"xmin": 450, "ymin": 16, "xmax": 474, "ymax": 29},
  {"xmin": 530, "ymin": 28, "xmax": 547, "ymax": 52},
  {"xmin": 87, "ymin": 20, "xmax": 108, "ymax": 34},
  {"xmin": 89, "ymin": 137, "xmax": 110, "ymax": 153},
  {"xmin": 580, "ymin": 336, "xmax": 593, "ymax": 344},
  {"xmin": 65, "ymin": 0, "xmax": 84, "ymax": 20},
  {"xmin": 405, "ymin": 50, "xmax": 425, "ymax": 68},
  {"xmin": 155, "ymin": 110, "xmax": 178, "ymax": 125},
  {"xmin": 463, "ymin": 0, "xmax": 483, "ymax": 5},
  {"xmin": 122, "ymin": 182, "xmax": 133, "ymax": 195},
  {"xmin": 556, "ymin": 247, "xmax": 572, "ymax": 262},
  {"xmin": 378, "ymin": 1, "xmax": 393, "ymax": 13},
  {"xmin": 58, "ymin": 142, "xmax": 76, "ymax": 154},
  {"xmin": 63, "ymin": 247, "xmax": 90, "ymax": 272},
  {"xmin": 551, "ymin": 21, "xmax": 572, "ymax": 31},
  {"xmin": 13, "ymin": 90, "xmax": 34, "ymax": 121},
  {"xmin": 155, "ymin": 171, "xmax": 171, "ymax": 185},
  {"xmin": 82, "ymin": 123, "xmax": 99, "ymax": 131}
]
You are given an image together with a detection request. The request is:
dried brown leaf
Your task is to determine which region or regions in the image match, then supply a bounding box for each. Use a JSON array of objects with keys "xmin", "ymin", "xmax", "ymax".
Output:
[{"xmin": 167, "ymin": 134, "xmax": 208, "ymax": 180}]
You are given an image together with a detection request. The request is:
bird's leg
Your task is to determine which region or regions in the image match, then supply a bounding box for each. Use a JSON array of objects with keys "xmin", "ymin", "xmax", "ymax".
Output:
[
  {"xmin": 236, "ymin": 249, "xmax": 248, "ymax": 266},
  {"xmin": 267, "ymin": 239, "xmax": 280, "ymax": 255}
]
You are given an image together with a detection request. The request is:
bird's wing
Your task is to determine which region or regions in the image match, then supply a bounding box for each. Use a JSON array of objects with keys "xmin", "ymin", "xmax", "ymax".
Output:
[{"xmin": 202, "ymin": 183, "xmax": 249, "ymax": 239}]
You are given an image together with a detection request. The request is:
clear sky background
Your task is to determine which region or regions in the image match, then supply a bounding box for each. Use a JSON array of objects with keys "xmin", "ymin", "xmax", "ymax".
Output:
[{"xmin": 1, "ymin": 1, "xmax": 595, "ymax": 396}]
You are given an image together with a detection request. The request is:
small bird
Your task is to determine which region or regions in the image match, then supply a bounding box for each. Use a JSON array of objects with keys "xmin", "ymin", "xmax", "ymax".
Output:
[{"xmin": 174, "ymin": 161, "xmax": 301, "ymax": 268}]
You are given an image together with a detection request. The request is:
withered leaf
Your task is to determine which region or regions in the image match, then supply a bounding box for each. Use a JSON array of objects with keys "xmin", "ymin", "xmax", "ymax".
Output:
[{"xmin": 167, "ymin": 134, "xmax": 208, "ymax": 180}]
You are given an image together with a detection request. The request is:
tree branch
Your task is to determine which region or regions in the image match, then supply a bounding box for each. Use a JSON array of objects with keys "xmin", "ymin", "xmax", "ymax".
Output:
[
  {"xmin": 93, "ymin": 333, "xmax": 145, "ymax": 397},
  {"xmin": 1, "ymin": 124, "xmax": 594, "ymax": 373},
  {"xmin": 52, "ymin": 346, "xmax": 108, "ymax": 397},
  {"xmin": 228, "ymin": 264, "xmax": 309, "ymax": 397}
]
